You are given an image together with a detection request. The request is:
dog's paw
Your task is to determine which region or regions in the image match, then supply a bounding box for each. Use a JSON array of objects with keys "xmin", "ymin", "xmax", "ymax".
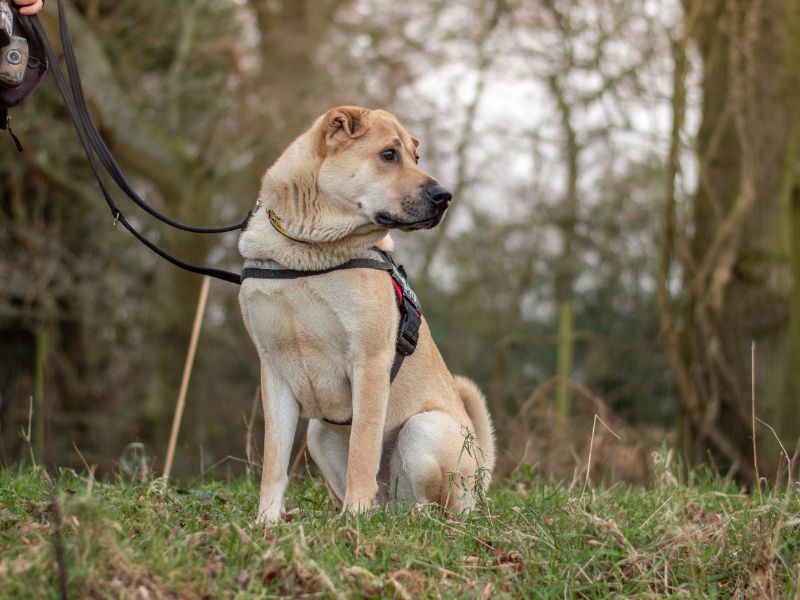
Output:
[
  {"xmin": 342, "ymin": 497, "xmax": 377, "ymax": 516},
  {"xmin": 255, "ymin": 513, "xmax": 281, "ymax": 525},
  {"xmin": 256, "ymin": 505, "xmax": 283, "ymax": 525}
]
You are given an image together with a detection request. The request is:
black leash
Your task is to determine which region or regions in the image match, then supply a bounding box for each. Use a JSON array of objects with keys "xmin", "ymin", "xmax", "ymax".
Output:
[
  {"xmin": 52, "ymin": 1, "xmax": 245, "ymax": 235},
  {"xmin": 20, "ymin": 5, "xmax": 424, "ymax": 387},
  {"xmin": 28, "ymin": 1, "xmax": 244, "ymax": 284}
]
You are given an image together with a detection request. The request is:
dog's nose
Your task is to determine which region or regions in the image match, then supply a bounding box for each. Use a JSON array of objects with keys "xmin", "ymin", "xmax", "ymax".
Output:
[{"xmin": 425, "ymin": 184, "xmax": 452, "ymax": 206}]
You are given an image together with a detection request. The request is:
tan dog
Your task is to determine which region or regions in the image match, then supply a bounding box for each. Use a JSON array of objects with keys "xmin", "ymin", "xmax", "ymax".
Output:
[{"xmin": 238, "ymin": 106, "xmax": 495, "ymax": 523}]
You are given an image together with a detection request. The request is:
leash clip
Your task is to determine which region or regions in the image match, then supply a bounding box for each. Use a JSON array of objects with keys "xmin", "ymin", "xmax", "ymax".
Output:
[{"xmin": 3, "ymin": 112, "xmax": 23, "ymax": 152}]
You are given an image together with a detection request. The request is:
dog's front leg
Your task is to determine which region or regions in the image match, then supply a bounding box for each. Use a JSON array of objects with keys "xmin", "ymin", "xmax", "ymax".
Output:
[
  {"xmin": 257, "ymin": 362, "xmax": 299, "ymax": 523},
  {"xmin": 343, "ymin": 357, "xmax": 392, "ymax": 513}
]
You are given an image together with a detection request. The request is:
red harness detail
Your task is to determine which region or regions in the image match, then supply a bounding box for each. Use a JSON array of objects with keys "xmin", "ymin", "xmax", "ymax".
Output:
[
  {"xmin": 391, "ymin": 278, "xmax": 403, "ymax": 305},
  {"xmin": 391, "ymin": 277, "xmax": 421, "ymax": 318}
]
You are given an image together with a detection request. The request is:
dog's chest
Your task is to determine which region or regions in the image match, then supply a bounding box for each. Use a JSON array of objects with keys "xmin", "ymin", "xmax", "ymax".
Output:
[{"xmin": 241, "ymin": 274, "xmax": 393, "ymax": 421}]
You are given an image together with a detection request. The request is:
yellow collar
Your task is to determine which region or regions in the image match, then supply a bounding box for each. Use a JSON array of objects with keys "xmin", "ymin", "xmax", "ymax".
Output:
[{"xmin": 267, "ymin": 210, "xmax": 309, "ymax": 245}]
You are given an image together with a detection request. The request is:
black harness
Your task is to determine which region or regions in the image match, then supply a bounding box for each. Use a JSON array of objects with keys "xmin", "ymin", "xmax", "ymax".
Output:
[{"xmin": 241, "ymin": 248, "xmax": 422, "ymax": 387}]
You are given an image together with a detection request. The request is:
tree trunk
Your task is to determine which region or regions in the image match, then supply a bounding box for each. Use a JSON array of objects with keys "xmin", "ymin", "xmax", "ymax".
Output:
[
  {"xmin": 679, "ymin": 0, "xmax": 800, "ymax": 478},
  {"xmin": 547, "ymin": 73, "xmax": 580, "ymax": 435}
]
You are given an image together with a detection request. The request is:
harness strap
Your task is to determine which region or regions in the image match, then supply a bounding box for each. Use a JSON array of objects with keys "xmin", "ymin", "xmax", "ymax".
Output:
[
  {"xmin": 241, "ymin": 249, "xmax": 422, "ymax": 392},
  {"xmin": 380, "ymin": 249, "xmax": 422, "ymax": 382},
  {"xmin": 389, "ymin": 293, "xmax": 421, "ymax": 381},
  {"xmin": 242, "ymin": 257, "xmax": 391, "ymax": 280}
]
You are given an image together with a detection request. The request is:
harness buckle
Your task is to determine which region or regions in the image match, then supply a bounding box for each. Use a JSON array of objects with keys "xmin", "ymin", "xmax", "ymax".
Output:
[
  {"xmin": 396, "ymin": 298, "xmax": 421, "ymax": 356},
  {"xmin": 396, "ymin": 328, "xmax": 418, "ymax": 356}
]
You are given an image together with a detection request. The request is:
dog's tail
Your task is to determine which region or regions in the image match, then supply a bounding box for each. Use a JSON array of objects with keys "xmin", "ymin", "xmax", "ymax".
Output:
[{"xmin": 454, "ymin": 376, "xmax": 496, "ymax": 473}]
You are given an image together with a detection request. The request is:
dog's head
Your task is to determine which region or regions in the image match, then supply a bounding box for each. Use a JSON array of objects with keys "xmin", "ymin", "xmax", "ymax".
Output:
[{"xmin": 311, "ymin": 106, "xmax": 452, "ymax": 231}]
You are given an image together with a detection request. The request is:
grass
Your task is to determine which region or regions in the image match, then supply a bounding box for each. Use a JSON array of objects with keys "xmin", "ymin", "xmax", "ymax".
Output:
[{"xmin": 1, "ymin": 452, "xmax": 799, "ymax": 599}]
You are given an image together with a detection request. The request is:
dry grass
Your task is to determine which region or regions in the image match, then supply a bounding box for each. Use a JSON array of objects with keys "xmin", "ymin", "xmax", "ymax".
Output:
[{"xmin": 499, "ymin": 377, "xmax": 657, "ymax": 485}]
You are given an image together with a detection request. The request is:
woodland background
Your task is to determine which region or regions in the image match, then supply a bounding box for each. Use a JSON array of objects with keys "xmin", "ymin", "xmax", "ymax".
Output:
[{"xmin": 1, "ymin": 0, "xmax": 798, "ymax": 484}]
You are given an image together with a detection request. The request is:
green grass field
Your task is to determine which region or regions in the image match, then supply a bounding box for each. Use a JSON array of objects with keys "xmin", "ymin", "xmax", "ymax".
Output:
[{"xmin": 1, "ymin": 454, "xmax": 799, "ymax": 599}]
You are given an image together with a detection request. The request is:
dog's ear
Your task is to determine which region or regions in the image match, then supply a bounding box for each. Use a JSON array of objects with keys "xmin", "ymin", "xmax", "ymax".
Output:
[
  {"xmin": 315, "ymin": 106, "xmax": 371, "ymax": 155},
  {"xmin": 329, "ymin": 106, "xmax": 371, "ymax": 139}
]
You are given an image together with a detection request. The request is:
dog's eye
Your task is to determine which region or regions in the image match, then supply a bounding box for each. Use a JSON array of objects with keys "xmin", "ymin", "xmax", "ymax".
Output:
[{"xmin": 381, "ymin": 149, "xmax": 398, "ymax": 162}]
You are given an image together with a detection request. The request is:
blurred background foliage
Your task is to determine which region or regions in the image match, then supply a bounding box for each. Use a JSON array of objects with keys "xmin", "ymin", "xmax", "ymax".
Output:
[{"xmin": 1, "ymin": 0, "xmax": 799, "ymax": 484}]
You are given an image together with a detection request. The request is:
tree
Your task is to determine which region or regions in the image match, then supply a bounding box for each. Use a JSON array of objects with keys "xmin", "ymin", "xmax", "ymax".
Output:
[
  {"xmin": 0, "ymin": 0, "xmax": 356, "ymax": 470},
  {"xmin": 660, "ymin": 0, "xmax": 800, "ymax": 479}
]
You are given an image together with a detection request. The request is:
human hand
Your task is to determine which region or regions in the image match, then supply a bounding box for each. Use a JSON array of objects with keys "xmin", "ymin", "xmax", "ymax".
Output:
[{"xmin": 13, "ymin": 0, "xmax": 43, "ymax": 16}]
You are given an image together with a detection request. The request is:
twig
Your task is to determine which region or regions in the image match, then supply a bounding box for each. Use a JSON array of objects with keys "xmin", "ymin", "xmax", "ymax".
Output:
[
  {"xmin": 751, "ymin": 341, "xmax": 762, "ymax": 503},
  {"xmin": 25, "ymin": 395, "xmax": 36, "ymax": 468},
  {"xmin": 640, "ymin": 494, "xmax": 676, "ymax": 529},
  {"xmin": 582, "ymin": 414, "xmax": 621, "ymax": 496},
  {"xmin": 71, "ymin": 441, "xmax": 91, "ymax": 474},
  {"xmin": 754, "ymin": 418, "xmax": 791, "ymax": 469},
  {"xmin": 71, "ymin": 442, "xmax": 95, "ymax": 495},
  {"xmin": 418, "ymin": 511, "xmax": 494, "ymax": 551},
  {"xmin": 164, "ymin": 276, "xmax": 211, "ymax": 480},
  {"xmin": 288, "ymin": 434, "xmax": 308, "ymax": 482},
  {"xmin": 412, "ymin": 559, "xmax": 473, "ymax": 584},
  {"xmin": 388, "ymin": 576, "xmax": 413, "ymax": 600},
  {"xmin": 242, "ymin": 386, "xmax": 262, "ymax": 476},
  {"xmin": 230, "ymin": 522, "xmax": 252, "ymax": 546},
  {"xmin": 187, "ymin": 455, "xmax": 260, "ymax": 488}
]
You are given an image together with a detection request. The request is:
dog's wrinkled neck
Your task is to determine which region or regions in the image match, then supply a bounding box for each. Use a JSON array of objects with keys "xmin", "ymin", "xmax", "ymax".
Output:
[
  {"xmin": 260, "ymin": 169, "xmax": 365, "ymax": 244},
  {"xmin": 238, "ymin": 151, "xmax": 392, "ymax": 269},
  {"xmin": 238, "ymin": 128, "xmax": 394, "ymax": 269},
  {"xmin": 238, "ymin": 205, "xmax": 392, "ymax": 270}
]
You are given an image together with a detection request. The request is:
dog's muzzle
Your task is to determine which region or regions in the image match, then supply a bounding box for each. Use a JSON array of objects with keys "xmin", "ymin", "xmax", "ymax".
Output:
[{"xmin": 374, "ymin": 183, "xmax": 452, "ymax": 230}]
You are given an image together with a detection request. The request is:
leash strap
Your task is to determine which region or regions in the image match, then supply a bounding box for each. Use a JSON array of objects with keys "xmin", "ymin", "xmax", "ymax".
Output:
[
  {"xmin": 0, "ymin": 106, "xmax": 23, "ymax": 151},
  {"xmin": 29, "ymin": 2, "xmax": 243, "ymax": 284},
  {"xmin": 52, "ymin": 1, "xmax": 245, "ymax": 234}
]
